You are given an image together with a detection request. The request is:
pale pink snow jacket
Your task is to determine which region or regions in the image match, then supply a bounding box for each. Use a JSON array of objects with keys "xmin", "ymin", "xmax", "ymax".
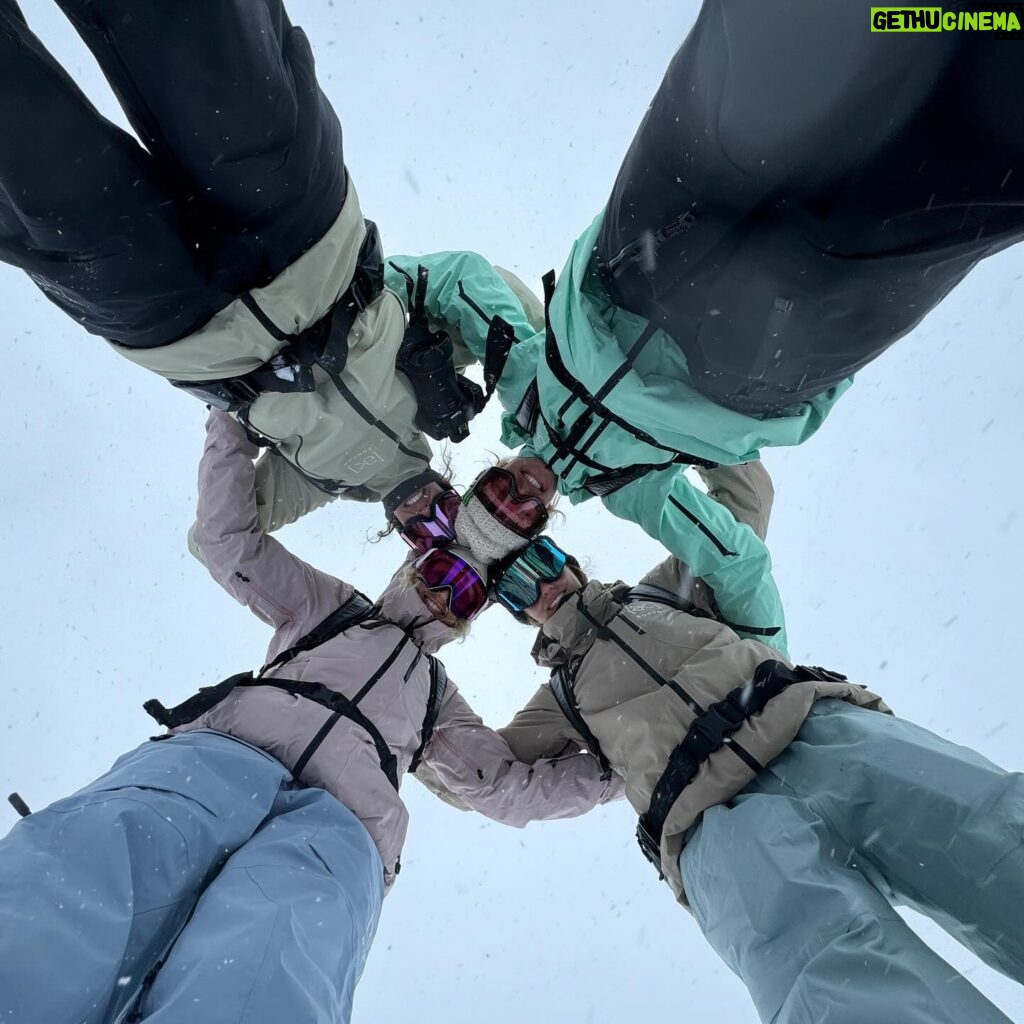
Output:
[{"xmin": 178, "ymin": 411, "xmax": 622, "ymax": 888}]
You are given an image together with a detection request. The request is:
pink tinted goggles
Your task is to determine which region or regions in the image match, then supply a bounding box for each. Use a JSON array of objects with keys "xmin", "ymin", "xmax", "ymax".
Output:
[{"xmin": 472, "ymin": 467, "xmax": 549, "ymax": 538}]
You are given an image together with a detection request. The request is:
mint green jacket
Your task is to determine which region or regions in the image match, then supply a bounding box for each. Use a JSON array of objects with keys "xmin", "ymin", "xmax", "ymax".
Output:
[{"xmin": 386, "ymin": 217, "xmax": 853, "ymax": 657}]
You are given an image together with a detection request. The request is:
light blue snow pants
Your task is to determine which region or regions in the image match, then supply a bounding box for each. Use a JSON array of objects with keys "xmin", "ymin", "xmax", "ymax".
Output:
[
  {"xmin": 0, "ymin": 730, "xmax": 384, "ymax": 1024},
  {"xmin": 681, "ymin": 700, "xmax": 1024, "ymax": 1024}
]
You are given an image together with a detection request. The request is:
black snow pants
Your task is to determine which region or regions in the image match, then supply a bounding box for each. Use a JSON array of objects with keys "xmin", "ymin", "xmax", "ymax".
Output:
[
  {"xmin": 598, "ymin": 0, "xmax": 1024, "ymax": 414},
  {"xmin": 0, "ymin": 0, "xmax": 345, "ymax": 348}
]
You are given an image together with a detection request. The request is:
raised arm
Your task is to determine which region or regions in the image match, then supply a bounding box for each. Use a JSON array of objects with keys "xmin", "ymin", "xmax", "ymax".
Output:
[
  {"xmin": 639, "ymin": 460, "xmax": 778, "ymax": 622},
  {"xmin": 601, "ymin": 463, "xmax": 789, "ymax": 656},
  {"xmin": 497, "ymin": 684, "xmax": 586, "ymax": 763},
  {"xmin": 422, "ymin": 683, "xmax": 622, "ymax": 827},
  {"xmin": 696, "ymin": 459, "xmax": 774, "ymax": 540},
  {"xmin": 252, "ymin": 450, "xmax": 336, "ymax": 534},
  {"xmin": 384, "ymin": 252, "xmax": 543, "ymax": 413},
  {"xmin": 191, "ymin": 410, "xmax": 353, "ymax": 630}
]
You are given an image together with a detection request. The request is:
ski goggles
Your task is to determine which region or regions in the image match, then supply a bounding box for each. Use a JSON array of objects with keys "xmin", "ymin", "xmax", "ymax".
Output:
[
  {"xmin": 491, "ymin": 536, "xmax": 568, "ymax": 614},
  {"xmin": 413, "ymin": 548, "xmax": 488, "ymax": 622},
  {"xmin": 469, "ymin": 467, "xmax": 549, "ymax": 538},
  {"xmin": 397, "ymin": 488, "xmax": 461, "ymax": 553}
]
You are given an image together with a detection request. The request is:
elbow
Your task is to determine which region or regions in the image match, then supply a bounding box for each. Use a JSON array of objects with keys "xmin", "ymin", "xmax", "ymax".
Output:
[
  {"xmin": 189, "ymin": 517, "xmax": 258, "ymax": 586},
  {"xmin": 452, "ymin": 252, "xmax": 490, "ymax": 275},
  {"xmin": 186, "ymin": 523, "xmax": 208, "ymax": 568},
  {"xmin": 190, "ymin": 512, "xmax": 224, "ymax": 564}
]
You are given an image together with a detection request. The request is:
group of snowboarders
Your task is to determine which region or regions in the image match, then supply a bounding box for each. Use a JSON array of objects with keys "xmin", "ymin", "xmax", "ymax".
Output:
[{"xmin": 1, "ymin": 1, "xmax": 1023, "ymax": 1022}]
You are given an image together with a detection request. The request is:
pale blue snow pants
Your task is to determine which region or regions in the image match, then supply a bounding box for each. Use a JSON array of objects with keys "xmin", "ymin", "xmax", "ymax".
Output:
[
  {"xmin": 0, "ymin": 730, "xmax": 384, "ymax": 1024},
  {"xmin": 681, "ymin": 700, "xmax": 1024, "ymax": 1024}
]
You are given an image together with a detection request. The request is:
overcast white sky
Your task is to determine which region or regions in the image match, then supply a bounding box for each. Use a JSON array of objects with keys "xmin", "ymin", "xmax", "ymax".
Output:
[{"xmin": 2, "ymin": 2, "xmax": 1023, "ymax": 1021}]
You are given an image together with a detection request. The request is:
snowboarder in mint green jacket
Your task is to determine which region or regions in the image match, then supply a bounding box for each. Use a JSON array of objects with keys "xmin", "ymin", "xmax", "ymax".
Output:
[{"xmin": 383, "ymin": 251, "xmax": 793, "ymax": 656}]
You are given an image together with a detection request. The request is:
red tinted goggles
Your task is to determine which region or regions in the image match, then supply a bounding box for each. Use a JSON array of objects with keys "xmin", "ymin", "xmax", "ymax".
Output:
[
  {"xmin": 471, "ymin": 467, "xmax": 549, "ymax": 538},
  {"xmin": 397, "ymin": 489, "xmax": 461, "ymax": 553},
  {"xmin": 414, "ymin": 548, "xmax": 488, "ymax": 622}
]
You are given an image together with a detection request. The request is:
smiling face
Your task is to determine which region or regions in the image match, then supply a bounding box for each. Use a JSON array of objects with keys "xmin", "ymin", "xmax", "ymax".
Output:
[
  {"xmin": 503, "ymin": 456, "xmax": 557, "ymax": 504},
  {"xmin": 414, "ymin": 581, "xmax": 459, "ymax": 627},
  {"xmin": 523, "ymin": 567, "xmax": 583, "ymax": 623},
  {"xmin": 393, "ymin": 481, "xmax": 446, "ymax": 526},
  {"xmin": 474, "ymin": 457, "xmax": 557, "ymax": 532},
  {"xmin": 410, "ymin": 545, "xmax": 488, "ymax": 629}
]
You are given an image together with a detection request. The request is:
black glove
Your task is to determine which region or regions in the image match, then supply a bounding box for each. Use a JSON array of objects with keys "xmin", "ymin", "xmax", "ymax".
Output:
[
  {"xmin": 394, "ymin": 263, "xmax": 486, "ymax": 442},
  {"xmin": 398, "ymin": 322, "xmax": 483, "ymax": 442}
]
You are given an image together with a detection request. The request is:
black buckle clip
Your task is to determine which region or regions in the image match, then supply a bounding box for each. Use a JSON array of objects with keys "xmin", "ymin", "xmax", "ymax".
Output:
[
  {"xmin": 514, "ymin": 378, "xmax": 541, "ymax": 435},
  {"xmin": 583, "ymin": 465, "xmax": 648, "ymax": 498},
  {"xmin": 169, "ymin": 376, "xmax": 262, "ymax": 413},
  {"xmin": 636, "ymin": 816, "xmax": 665, "ymax": 880},
  {"xmin": 8, "ymin": 792, "xmax": 31, "ymax": 818},
  {"xmin": 795, "ymin": 664, "xmax": 849, "ymax": 684},
  {"xmin": 258, "ymin": 349, "xmax": 316, "ymax": 392},
  {"xmin": 348, "ymin": 272, "xmax": 372, "ymax": 313},
  {"xmin": 348, "ymin": 260, "xmax": 384, "ymax": 314},
  {"xmin": 689, "ymin": 705, "xmax": 740, "ymax": 751}
]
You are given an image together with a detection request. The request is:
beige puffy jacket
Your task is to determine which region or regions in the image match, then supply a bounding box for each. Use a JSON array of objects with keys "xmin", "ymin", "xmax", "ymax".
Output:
[{"xmin": 494, "ymin": 462, "xmax": 889, "ymax": 903}]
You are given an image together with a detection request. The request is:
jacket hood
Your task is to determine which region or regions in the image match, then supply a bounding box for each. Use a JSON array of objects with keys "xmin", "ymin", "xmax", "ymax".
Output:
[
  {"xmin": 374, "ymin": 553, "xmax": 461, "ymax": 655},
  {"xmin": 531, "ymin": 580, "xmax": 625, "ymax": 667}
]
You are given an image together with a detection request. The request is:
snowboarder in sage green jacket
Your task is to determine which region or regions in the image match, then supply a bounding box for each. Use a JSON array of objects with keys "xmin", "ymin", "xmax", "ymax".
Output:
[
  {"xmin": 0, "ymin": 0, "xmax": 555, "ymax": 544},
  {"xmin": 0, "ymin": 0, "xmax": 792, "ymax": 666}
]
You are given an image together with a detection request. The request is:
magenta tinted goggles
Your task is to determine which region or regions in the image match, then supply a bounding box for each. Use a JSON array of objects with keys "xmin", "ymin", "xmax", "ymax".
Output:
[
  {"xmin": 413, "ymin": 548, "xmax": 488, "ymax": 622},
  {"xmin": 396, "ymin": 489, "xmax": 461, "ymax": 553}
]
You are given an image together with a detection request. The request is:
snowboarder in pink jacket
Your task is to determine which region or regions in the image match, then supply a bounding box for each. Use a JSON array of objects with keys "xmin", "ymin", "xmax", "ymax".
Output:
[{"xmin": 0, "ymin": 410, "xmax": 621, "ymax": 1024}]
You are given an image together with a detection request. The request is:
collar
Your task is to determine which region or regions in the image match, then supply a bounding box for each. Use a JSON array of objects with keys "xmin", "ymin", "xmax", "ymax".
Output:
[{"xmin": 530, "ymin": 580, "xmax": 623, "ymax": 668}]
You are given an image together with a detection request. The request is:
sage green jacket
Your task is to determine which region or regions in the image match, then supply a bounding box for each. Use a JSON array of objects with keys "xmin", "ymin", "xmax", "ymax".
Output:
[{"xmin": 110, "ymin": 183, "xmax": 434, "ymax": 532}]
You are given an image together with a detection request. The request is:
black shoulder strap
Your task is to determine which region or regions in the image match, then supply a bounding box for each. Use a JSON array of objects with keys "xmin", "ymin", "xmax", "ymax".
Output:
[
  {"xmin": 144, "ymin": 671, "xmax": 256, "ymax": 730},
  {"xmin": 454, "ymin": 280, "xmax": 518, "ymax": 401},
  {"xmin": 408, "ymin": 656, "xmax": 450, "ymax": 773},
  {"xmin": 260, "ymin": 592, "xmax": 377, "ymax": 675},
  {"xmin": 251, "ymin": 678, "xmax": 399, "ymax": 790},
  {"xmin": 582, "ymin": 460, "xmax": 688, "ymax": 497},
  {"xmin": 637, "ymin": 659, "xmax": 797, "ymax": 875},
  {"xmin": 510, "ymin": 271, "xmax": 555, "ymax": 436},
  {"xmin": 513, "ymin": 376, "xmax": 541, "ymax": 435},
  {"xmin": 623, "ymin": 582, "xmax": 706, "ymax": 616},
  {"xmin": 537, "ymin": 268, "xmax": 718, "ymax": 471},
  {"xmin": 144, "ymin": 593, "xmax": 377, "ymax": 729},
  {"xmin": 549, "ymin": 662, "xmax": 613, "ymax": 781}
]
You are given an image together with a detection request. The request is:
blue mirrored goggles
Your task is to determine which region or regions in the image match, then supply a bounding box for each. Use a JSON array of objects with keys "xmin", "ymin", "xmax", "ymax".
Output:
[{"xmin": 491, "ymin": 536, "xmax": 568, "ymax": 613}]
